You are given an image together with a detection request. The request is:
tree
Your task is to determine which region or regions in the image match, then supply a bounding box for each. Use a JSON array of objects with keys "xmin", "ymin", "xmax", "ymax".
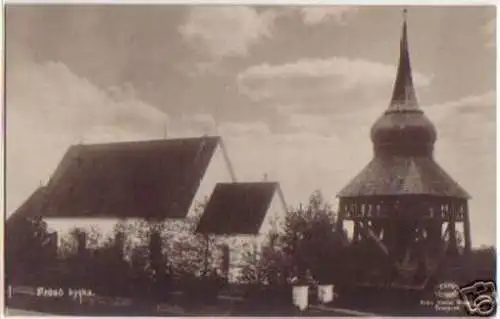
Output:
[
  {"xmin": 58, "ymin": 226, "xmax": 103, "ymax": 259},
  {"xmin": 161, "ymin": 199, "xmax": 220, "ymax": 279},
  {"xmin": 280, "ymin": 190, "xmax": 344, "ymax": 283},
  {"xmin": 239, "ymin": 190, "xmax": 346, "ymax": 286},
  {"xmin": 5, "ymin": 216, "xmax": 56, "ymax": 285},
  {"xmin": 460, "ymin": 246, "xmax": 496, "ymax": 283},
  {"xmin": 239, "ymin": 240, "xmax": 291, "ymax": 286},
  {"xmin": 91, "ymin": 245, "xmax": 131, "ymax": 297}
]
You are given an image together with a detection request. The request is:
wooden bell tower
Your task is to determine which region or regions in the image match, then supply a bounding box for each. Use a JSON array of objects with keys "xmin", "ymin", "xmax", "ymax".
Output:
[{"xmin": 336, "ymin": 11, "xmax": 471, "ymax": 289}]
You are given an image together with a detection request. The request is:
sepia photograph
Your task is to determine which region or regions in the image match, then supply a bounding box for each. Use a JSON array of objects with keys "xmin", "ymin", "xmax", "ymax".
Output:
[{"xmin": 3, "ymin": 3, "xmax": 497, "ymax": 317}]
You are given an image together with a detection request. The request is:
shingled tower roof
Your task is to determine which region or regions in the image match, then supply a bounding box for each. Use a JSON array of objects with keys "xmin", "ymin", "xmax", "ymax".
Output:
[{"xmin": 338, "ymin": 12, "xmax": 470, "ymax": 199}]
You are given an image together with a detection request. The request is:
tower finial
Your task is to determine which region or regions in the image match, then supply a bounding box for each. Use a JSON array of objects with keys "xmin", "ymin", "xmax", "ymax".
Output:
[{"xmin": 388, "ymin": 7, "xmax": 418, "ymax": 111}]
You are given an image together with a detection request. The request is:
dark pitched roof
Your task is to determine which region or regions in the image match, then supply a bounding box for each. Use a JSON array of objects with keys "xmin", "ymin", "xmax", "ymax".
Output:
[
  {"xmin": 6, "ymin": 187, "xmax": 47, "ymax": 228},
  {"xmin": 196, "ymin": 182, "xmax": 279, "ymax": 235},
  {"xmin": 337, "ymin": 157, "xmax": 470, "ymax": 199},
  {"xmin": 39, "ymin": 136, "xmax": 221, "ymax": 219}
]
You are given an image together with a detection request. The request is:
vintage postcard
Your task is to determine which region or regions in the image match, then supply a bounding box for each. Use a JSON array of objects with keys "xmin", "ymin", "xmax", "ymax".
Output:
[{"xmin": 3, "ymin": 3, "xmax": 497, "ymax": 317}]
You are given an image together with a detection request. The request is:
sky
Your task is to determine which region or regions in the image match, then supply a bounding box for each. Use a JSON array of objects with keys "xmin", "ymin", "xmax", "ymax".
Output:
[{"xmin": 5, "ymin": 5, "xmax": 496, "ymax": 247}]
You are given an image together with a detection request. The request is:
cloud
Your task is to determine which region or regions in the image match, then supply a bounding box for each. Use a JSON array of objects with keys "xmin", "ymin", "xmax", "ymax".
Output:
[
  {"xmin": 186, "ymin": 113, "xmax": 215, "ymax": 124},
  {"xmin": 238, "ymin": 57, "xmax": 432, "ymax": 114},
  {"xmin": 424, "ymin": 91, "xmax": 495, "ymax": 162},
  {"xmin": 219, "ymin": 121, "xmax": 271, "ymax": 137},
  {"xmin": 8, "ymin": 61, "xmax": 168, "ymax": 140},
  {"xmin": 178, "ymin": 6, "xmax": 360, "ymax": 60},
  {"xmin": 424, "ymin": 91, "xmax": 495, "ymax": 125},
  {"xmin": 7, "ymin": 59, "xmax": 169, "ymax": 213},
  {"xmin": 300, "ymin": 6, "xmax": 359, "ymax": 25},
  {"xmin": 186, "ymin": 60, "xmax": 227, "ymax": 77},
  {"xmin": 287, "ymin": 113, "xmax": 349, "ymax": 137},
  {"xmin": 179, "ymin": 7, "xmax": 276, "ymax": 58},
  {"xmin": 173, "ymin": 112, "xmax": 271, "ymax": 139},
  {"xmin": 422, "ymin": 91, "xmax": 495, "ymax": 246}
]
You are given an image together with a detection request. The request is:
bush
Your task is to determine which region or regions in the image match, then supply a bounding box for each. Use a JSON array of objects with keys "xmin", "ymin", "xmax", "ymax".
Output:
[{"xmin": 178, "ymin": 271, "xmax": 226, "ymax": 305}]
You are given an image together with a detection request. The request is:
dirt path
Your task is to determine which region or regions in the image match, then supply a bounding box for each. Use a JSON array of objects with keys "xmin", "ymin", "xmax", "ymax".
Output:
[{"xmin": 5, "ymin": 308, "xmax": 54, "ymax": 316}]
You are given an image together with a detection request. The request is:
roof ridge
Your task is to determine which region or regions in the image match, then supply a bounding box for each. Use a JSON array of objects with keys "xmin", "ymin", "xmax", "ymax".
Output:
[
  {"xmin": 216, "ymin": 181, "xmax": 279, "ymax": 186},
  {"xmin": 76, "ymin": 135, "xmax": 221, "ymax": 149}
]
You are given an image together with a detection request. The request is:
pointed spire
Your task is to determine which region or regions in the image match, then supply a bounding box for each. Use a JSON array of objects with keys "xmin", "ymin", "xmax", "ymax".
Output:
[{"xmin": 389, "ymin": 8, "xmax": 419, "ymax": 111}]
